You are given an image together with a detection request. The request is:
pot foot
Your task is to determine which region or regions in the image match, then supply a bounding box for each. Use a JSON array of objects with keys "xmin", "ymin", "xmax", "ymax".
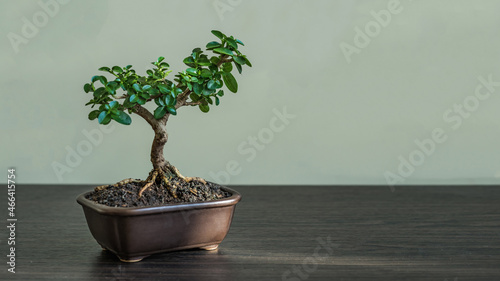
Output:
[
  {"xmin": 200, "ymin": 244, "xmax": 219, "ymax": 251},
  {"xmin": 119, "ymin": 256, "xmax": 146, "ymax": 263}
]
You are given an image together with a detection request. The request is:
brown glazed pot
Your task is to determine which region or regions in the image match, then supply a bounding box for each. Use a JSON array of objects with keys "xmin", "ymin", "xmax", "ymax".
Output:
[{"xmin": 76, "ymin": 186, "xmax": 241, "ymax": 262}]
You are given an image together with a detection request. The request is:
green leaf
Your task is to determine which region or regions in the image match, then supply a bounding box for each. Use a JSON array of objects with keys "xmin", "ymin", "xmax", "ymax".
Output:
[
  {"xmin": 158, "ymin": 84, "xmax": 170, "ymax": 94},
  {"xmin": 109, "ymin": 101, "xmax": 118, "ymax": 108},
  {"xmin": 154, "ymin": 106, "xmax": 167, "ymax": 119},
  {"xmin": 233, "ymin": 56, "xmax": 246, "ymax": 65},
  {"xmin": 160, "ymin": 62, "xmax": 170, "ymax": 68},
  {"xmin": 190, "ymin": 93, "xmax": 200, "ymax": 102},
  {"xmin": 167, "ymin": 107, "xmax": 177, "ymax": 115},
  {"xmin": 201, "ymin": 69, "xmax": 212, "ymax": 78},
  {"xmin": 157, "ymin": 56, "xmax": 165, "ymax": 63},
  {"xmin": 174, "ymin": 87, "xmax": 183, "ymax": 95},
  {"xmin": 211, "ymin": 30, "xmax": 225, "ymax": 40},
  {"xmin": 99, "ymin": 66, "xmax": 111, "ymax": 72},
  {"xmin": 217, "ymin": 90, "xmax": 224, "ymax": 97},
  {"xmin": 109, "ymin": 81, "xmax": 121, "ymax": 90},
  {"xmin": 199, "ymin": 104, "xmax": 210, "ymax": 113},
  {"xmin": 132, "ymin": 83, "xmax": 142, "ymax": 92},
  {"xmin": 155, "ymin": 97, "xmax": 165, "ymax": 107},
  {"xmin": 146, "ymin": 69, "xmax": 154, "ymax": 76},
  {"xmin": 213, "ymin": 48, "xmax": 234, "ymax": 56},
  {"xmin": 125, "ymin": 65, "xmax": 133, "ymax": 70},
  {"xmin": 244, "ymin": 56, "xmax": 252, "ymax": 67},
  {"xmin": 84, "ymin": 83, "xmax": 92, "ymax": 93},
  {"xmin": 99, "ymin": 76, "xmax": 107, "ymax": 85},
  {"xmin": 226, "ymin": 37, "xmax": 238, "ymax": 49},
  {"xmin": 202, "ymin": 88, "xmax": 212, "ymax": 96},
  {"xmin": 106, "ymin": 81, "xmax": 120, "ymax": 93},
  {"xmin": 142, "ymin": 85, "xmax": 152, "ymax": 91},
  {"xmin": 236, "ymin": 39, "xmax": 244, "ymax": 46},
  {"xmin": 100, "ymin": 76, "xmax": 108, "ymax": 85},
  {"xmin": 112, "ymin": 111, "xmax": 131, "ymax": 125},
  {"xmin": 215, "ymin": 96, "xmax": 220, "ymax": 106},
  {"xmin": 183, "ymin": 56, "xmax": 195, "ymax": 66},
  {"xmin": 193, "ymin": 83, "xmax": 202, "ymax": 95},
  {"xmin": 235, "ymin": 62, "xmax": 242, "ymax": 74},
  {"xmin": 137, "ymin": 98, "xmax": 146, "ymax": 105},
  {"xmin": 198, "ymin": 56, "xmax": 211, "ymax": 66},
  {"xmin": 91, "ymin": 76, "xmax": 100, "ymax": 83},
  {"xmin": 98, "ymin": 111, "xmax": 109, "ymax": 124},
  {"xmin": 223, "ymin": 73, "xmax": 238, "ymax": 93},
  {"xmin": 186, "ymin": 68, "xmax": 198, "ymax": 76},
  {"xmin": 210, "ymin": 56, "xmax": 220, "ymax": 65},
  {"xmin": 149, "ymin": 87, "xmax": 159, "ymax": 96},
  {"xmin": 207, "ymin": 80, "xmax": 216, "ymax": 90},
  {"xmin": 93, "ymin": 87, "xmax": 106, "ymax": 98},
  {"xmin": 88, "ymin": 110, "xmax": 100, "ymax": 120},
  {"xmin": 165, "ymin": 94, "xmax": 176, "ymax": 106},
  {"xmin": 222, "ymin": 62, "xmax": 233, "ymax": 72},
  {"xmin": 112, "ymin": 66, "xmax": 123, "ymax": 73},
  {"xmin": 123, "ymin": 98, "xmax": 134, "ymax": 108},
  {"xmin": 129, "ymin": 94, "xmax": 139, "ymax": 103},
  {"xmin": 206, "ymin": 41, "xmax": 222, "ymax": 50}
]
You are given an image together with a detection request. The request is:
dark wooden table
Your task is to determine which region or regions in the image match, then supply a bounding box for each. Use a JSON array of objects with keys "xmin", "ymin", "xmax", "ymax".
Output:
[{"xmin": 1, "ymin": 185, "xmax": 499, "ymax": 280}]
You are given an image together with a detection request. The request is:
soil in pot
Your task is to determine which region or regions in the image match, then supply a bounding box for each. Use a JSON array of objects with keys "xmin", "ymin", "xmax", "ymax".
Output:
[{"xmin": 85, "ymin": 179, "xmax": 230, "ymax": 208}]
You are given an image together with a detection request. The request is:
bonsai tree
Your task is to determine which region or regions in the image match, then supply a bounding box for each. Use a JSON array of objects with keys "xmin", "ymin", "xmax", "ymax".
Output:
[{"xmin": 82, "ymin": 30, "xmax": 251, "ymax": 198}]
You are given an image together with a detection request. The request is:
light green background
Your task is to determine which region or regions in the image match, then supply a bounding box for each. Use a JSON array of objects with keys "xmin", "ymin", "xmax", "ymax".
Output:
[{"xmin": 2, "ymin": 0, "xmax": 500, "ymax": 185}]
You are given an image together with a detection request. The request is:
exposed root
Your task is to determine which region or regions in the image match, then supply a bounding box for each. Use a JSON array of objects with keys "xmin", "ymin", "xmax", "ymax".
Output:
[
  {"xmin": 138, "ymin": 170, "xmax": 158, "ymax": 198},
  {"xmin": 166, "ymin": 163, "xmax": 207, "ymax": 184},
  {"xmin": 96, "ymin": 163, "xmax": 206, "ymax": 199},
  {"xmin": 95, "ymin": 178, "xmax": 141, "ymax": 191},
  {"xmin": 160, "ymin": 173, "xmax": 178, "ymax": 199}
]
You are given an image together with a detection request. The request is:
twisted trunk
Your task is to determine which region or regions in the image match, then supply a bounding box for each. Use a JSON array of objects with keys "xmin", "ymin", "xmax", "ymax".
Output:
[
  {"xmin": 132, "ymin": 105, "xmax": 170, "ymax": 169},
  {"xmin": 151, "ymin": 126, "xmax": 168, "ymax": 170}
]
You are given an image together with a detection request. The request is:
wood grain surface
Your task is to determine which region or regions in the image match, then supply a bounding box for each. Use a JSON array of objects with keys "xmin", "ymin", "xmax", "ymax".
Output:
[{"xmin": 0, "ymin": 185, "xmax": 499, "ymax": 280}]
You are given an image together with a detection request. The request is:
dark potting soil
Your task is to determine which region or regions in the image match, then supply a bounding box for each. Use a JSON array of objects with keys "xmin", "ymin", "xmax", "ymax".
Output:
[{"xmin": 85, "ymin": 179, "xmax": 230, "ymax": 208}]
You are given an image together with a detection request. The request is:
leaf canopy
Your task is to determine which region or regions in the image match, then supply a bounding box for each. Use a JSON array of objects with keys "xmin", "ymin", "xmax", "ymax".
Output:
[{"xmin": 82, "ymin": 30, "xmax": 251, "ymax": 123}]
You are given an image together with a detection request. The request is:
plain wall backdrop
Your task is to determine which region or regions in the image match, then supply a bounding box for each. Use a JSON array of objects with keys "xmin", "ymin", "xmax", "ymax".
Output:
[{"xmin": 2, "ymin": 0, "xmax": 500, "ymax": 185}]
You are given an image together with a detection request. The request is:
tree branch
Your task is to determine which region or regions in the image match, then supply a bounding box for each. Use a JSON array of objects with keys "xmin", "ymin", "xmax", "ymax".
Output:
[
  {"xmin": 176, "ymin": 88, "xmax": 192, "ymax": 106},
  {"xmin": 133, "ymin": 104, "xmax": 167, "ymax": 128},
  {"xmin": 184, "ymin": 101, "xmax": 202, "ymax": 106}
]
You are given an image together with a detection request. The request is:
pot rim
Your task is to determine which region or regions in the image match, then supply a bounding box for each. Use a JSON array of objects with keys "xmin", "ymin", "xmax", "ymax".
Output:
[{"xmin": 76, "ymin": 185, "xmax": 241, "ymax": 216}]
